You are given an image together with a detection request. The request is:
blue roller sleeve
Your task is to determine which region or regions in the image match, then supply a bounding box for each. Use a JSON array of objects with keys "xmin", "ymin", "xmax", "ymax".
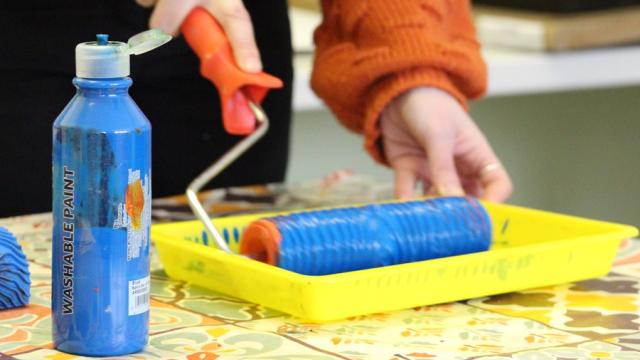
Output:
[
  {"xmin": 271, "ymin": 197, "xmax": 492, "ymax": 275},
  {"xmin": 0, "ymin": 227, "xmax": 30, "ymax": 309}
]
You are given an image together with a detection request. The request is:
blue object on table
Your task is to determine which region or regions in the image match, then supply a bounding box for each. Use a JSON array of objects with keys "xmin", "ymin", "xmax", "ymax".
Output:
[
  {"xmin": 51, "ymin": 31, "xmax": 169, "ymax": 356},
  {"xmin": 272, "ymin": 197, "xmax": 492, "ymax": 275},
  {"xmin": 0, "ymin": 227, "xmax": 30, "ymax": 309}
]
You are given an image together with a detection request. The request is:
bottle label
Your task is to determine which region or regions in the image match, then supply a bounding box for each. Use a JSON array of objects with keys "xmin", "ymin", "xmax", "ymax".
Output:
[
  {"xmin": 113, "ymin": 169, "xmax": 151, "ymax": 261},
  {"xmin": 128, "ymin": 275, "xmax": 150, "ymax": 316}
]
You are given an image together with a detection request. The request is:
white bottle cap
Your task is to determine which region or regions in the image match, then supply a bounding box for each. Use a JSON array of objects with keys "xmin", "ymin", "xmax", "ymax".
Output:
[{"xmin": 75, "ymin": 30, "xmax": 172, "ymax": 78}]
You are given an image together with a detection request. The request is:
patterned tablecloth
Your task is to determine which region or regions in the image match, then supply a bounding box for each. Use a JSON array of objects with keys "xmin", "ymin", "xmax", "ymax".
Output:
[{"xmin": 2, "ymin": 183, "xmax": 640, "ymax": 360}]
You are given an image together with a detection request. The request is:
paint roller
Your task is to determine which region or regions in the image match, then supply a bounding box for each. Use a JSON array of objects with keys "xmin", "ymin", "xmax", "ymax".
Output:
[
  {"xmin": 181, "ymin": 7, "xmax": 282, "ymax": 255},
  {"xmin": 240, "ymin": 197, "xmax": 491, "ymax": 275},
  {"xmin": 180, "ymin": 9, "xmax": 492, "ymax": 276}
]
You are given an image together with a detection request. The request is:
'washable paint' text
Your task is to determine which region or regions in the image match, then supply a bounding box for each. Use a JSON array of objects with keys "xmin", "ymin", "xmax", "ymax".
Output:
[{"xmin": 61, "ymin": 166, "xmax": 75, "ymax": 315}]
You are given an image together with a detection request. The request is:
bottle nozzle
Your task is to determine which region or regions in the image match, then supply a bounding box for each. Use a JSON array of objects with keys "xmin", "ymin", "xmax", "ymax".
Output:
[{"xmin": 96, "ymin": 34, "xmax": 109, "ymax": 46}]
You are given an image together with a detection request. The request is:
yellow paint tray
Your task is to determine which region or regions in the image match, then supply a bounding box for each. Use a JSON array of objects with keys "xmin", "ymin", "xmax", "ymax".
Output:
[{"xmin": 151, "ymin": 202, "xmax": 638, "ymax": 322}]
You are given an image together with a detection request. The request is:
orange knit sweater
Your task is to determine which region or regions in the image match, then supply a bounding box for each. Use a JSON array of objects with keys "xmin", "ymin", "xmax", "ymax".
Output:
[{"xmin": 311, "ymin": 0, "xmax": 487, "ymax": 164}]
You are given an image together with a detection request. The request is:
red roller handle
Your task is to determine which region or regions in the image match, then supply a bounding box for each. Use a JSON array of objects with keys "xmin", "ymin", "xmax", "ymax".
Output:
[{"xmin": 181, "ymin": 7, "xmax": 283, "ymax": 135}]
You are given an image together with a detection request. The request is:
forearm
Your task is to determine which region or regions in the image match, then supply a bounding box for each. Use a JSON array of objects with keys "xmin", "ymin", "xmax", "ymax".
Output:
[{"xmin": 311, "ymin": 0, "xmax": 487, "ymax": 162}]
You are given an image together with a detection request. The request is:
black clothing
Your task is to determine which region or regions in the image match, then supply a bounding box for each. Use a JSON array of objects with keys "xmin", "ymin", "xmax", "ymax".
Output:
[{"xmin": 0, "ymin": 1, "xmax": 293, "ymax": 216}]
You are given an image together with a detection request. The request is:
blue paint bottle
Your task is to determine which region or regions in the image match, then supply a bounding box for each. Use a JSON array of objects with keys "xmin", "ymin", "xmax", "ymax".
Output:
[{"xmin": 52, "ymin": 31, "xmax": 170, "ymax": 356}]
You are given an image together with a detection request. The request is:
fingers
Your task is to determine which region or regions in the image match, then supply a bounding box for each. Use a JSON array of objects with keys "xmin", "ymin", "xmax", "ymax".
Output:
[
  {"xmin": 136, "ymin": 0, "xmax": 157, "ymax": 8},
  {"xmin": 461, "ymin": 139, "xmax": 513, "ymax": 202},
  {"xmin": 394, "ymin": 87, "xmax": 465, "ymax": 197},
  {"xmin": 460, "ymin": 176, "xmax": 482, "ymax": 198},
  {"xmin": 479, "ymin": 163, "xmax": 513, "ymax": 202},
  {"xmin": 459, "ymin": 125, "xmax": 513, "ymax": 202},
  {"xmin": 422, "ymin": 180, "xmax": 433, "ymax": 196},
  {"xmin": 382, "ymin": 86, "xmax": 512, "ymax": 201},
  {"xmin": 149, "ymin": 0, "xmax": 198, "ymax": 35},
  {"xmin": 149, "ymin": 0, "xmax": 262, "ymax": 73},
  {"xmin": 381, "ymin": 108, "xmax": 420, "ymax": 199},
  {"xmin": 423, "ymin": 133, "xmax": 465, "ymax": 197},
  {"xmin": 207, "ymin": 0, "xmax": 262, "ymax": 72},
  {"xmin": 394, "ymin": 167, "xmax": 417, "ymax": 199}
]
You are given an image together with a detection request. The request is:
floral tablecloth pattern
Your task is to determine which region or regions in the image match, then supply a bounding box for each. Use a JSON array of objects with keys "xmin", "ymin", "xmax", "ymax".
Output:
[{"xmin": 1, "ymin": 185, "xmax": 640, "ymax": 359}]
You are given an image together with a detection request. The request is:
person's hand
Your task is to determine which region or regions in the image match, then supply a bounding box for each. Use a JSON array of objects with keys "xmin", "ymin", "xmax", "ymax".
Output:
[
  {"xmin": 380, "ymin": 86, "xmax": 513, "ymax": 202},
  {"xmin": 136, "ymin": 0, "xmax": 262, "ymax": 72}
]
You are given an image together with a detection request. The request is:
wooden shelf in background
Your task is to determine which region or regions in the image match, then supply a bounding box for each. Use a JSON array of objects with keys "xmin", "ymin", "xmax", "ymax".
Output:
[{"xmin": 474, "ymin": 5, "xmax": 640, "ymax": 51}]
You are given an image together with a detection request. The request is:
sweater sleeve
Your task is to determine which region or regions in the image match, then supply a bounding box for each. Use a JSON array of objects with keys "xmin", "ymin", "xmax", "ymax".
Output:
[{"xmin": 310, "ymin": 0, "xmax": 487, "ymax": 164}]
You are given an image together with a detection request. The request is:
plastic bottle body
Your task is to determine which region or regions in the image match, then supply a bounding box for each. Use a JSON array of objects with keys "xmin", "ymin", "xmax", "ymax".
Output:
[{"xmin": 52, "ymin": 77, "xmax": 151, "ymax": 356}]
